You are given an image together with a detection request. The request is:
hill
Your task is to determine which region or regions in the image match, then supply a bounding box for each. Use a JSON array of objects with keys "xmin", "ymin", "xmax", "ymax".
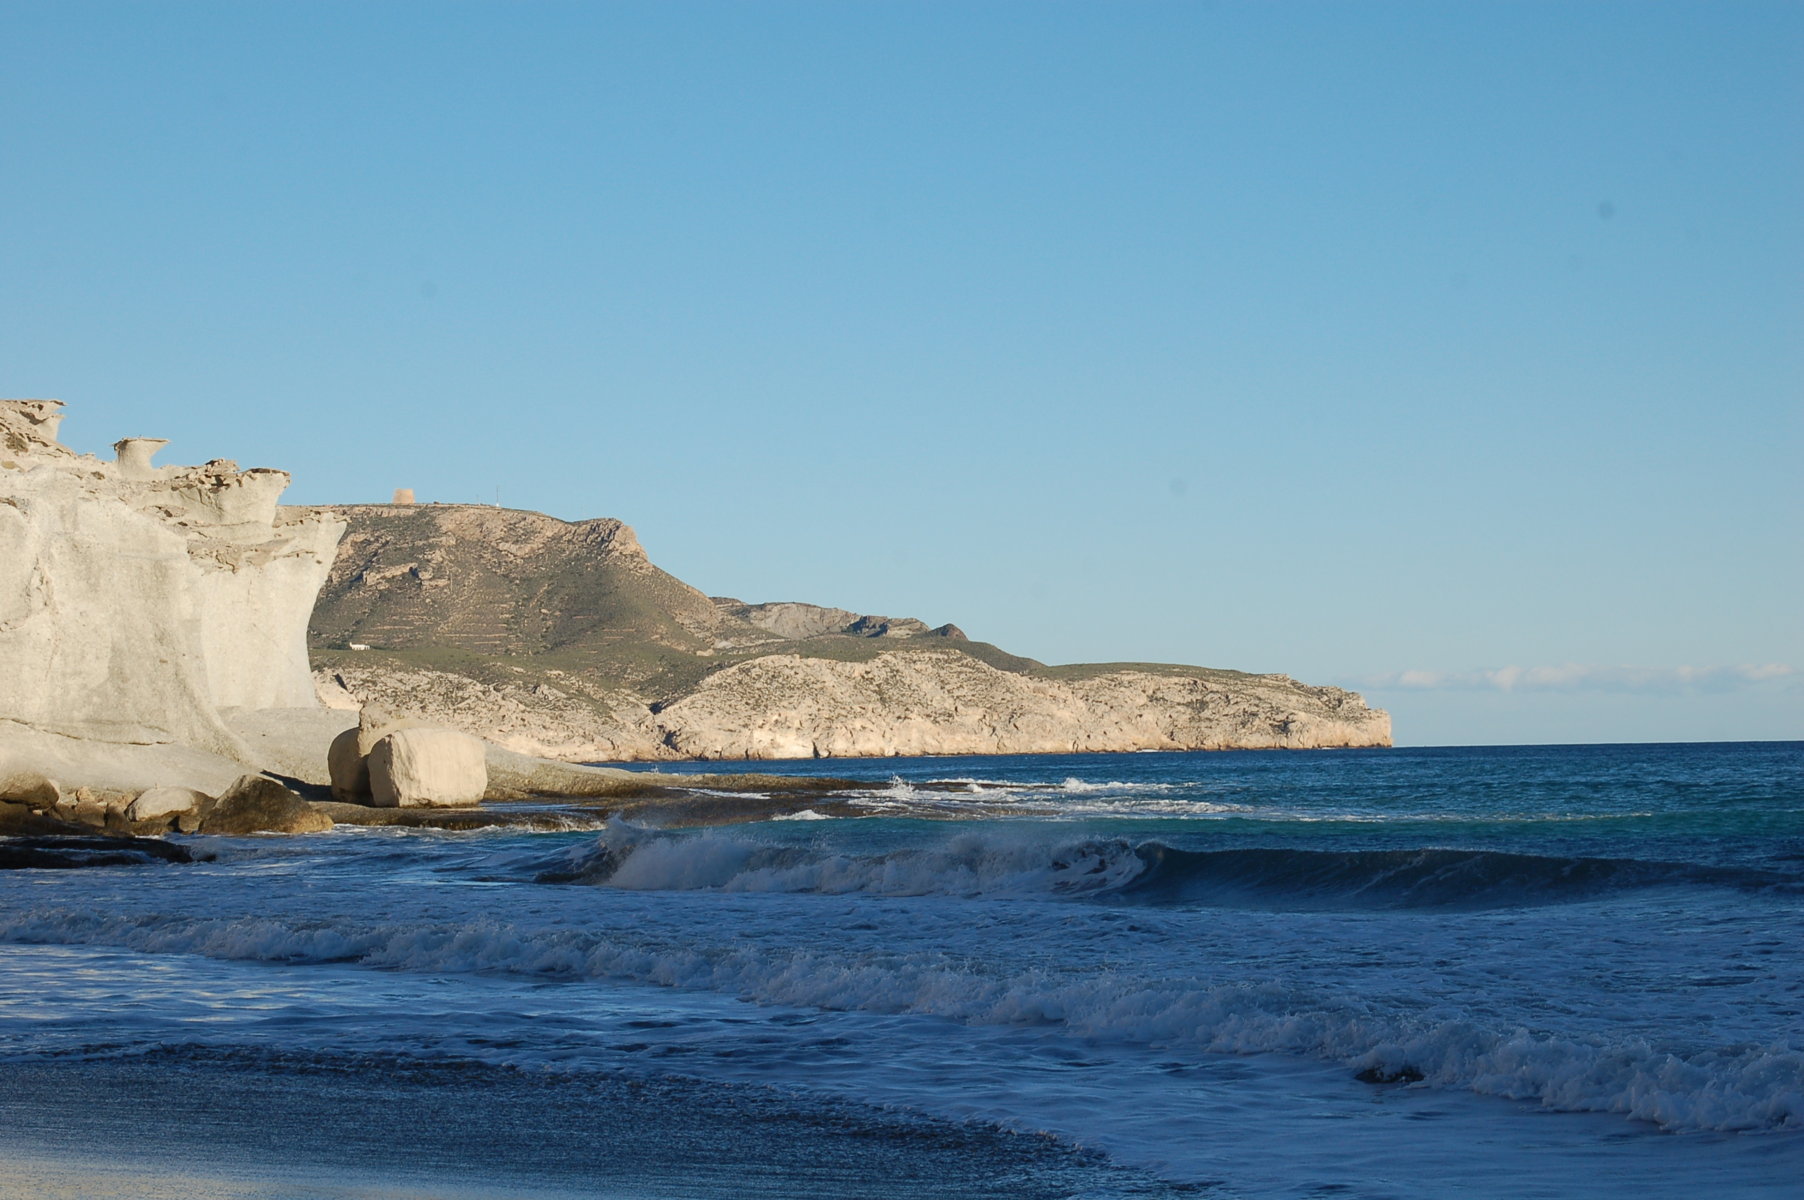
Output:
[{"xmin": 308, "ymin": 504, "xmax": 1390, "ymax": 760}]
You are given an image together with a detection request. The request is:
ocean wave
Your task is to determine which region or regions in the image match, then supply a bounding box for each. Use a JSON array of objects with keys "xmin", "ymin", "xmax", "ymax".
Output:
[
  {"xmin": 0, "ymin": 903, "xmax": 1796, "ymax": 1134},
  {"xmin": 1123, "ymin": 845, "xmax": 1797, "ymax": 909},
  {"xmin": 526, "ymin": 824, "xmax": 1795, "ymax": 909},
  {"xmin": 837, "ymin": 775, "xmax": 1213, "ymax": 818},
  {"xmin": 532, "ymin": 823, "xmax": 1146, "ymax": 897},
  {"xmin": 1057, "ymin": 777, "xmax": 1177, "ymax": 794}
]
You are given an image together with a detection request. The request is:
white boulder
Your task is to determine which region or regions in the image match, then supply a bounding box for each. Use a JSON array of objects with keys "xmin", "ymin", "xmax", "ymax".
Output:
[
  {"xmin": 367, "ymin": 727, "xmax": 486, "ymax": 808},
  {"xmin": 326, "ymin": 726, "xmax": 369, "ymax": 802},
  {"xmin": 328, "ymin": 707, "xmax": 434, "ymax": 803}
]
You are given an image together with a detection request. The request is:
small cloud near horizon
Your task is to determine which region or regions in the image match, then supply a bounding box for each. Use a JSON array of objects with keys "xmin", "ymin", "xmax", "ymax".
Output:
[{"xmin": 1353, "ymin": 663, "xmax": 1796, "ymax": 694}]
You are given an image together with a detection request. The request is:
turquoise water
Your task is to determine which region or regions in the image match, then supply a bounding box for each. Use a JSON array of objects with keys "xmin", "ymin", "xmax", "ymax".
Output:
[{"xmin": 0, "ymin": 741, "xmax": 1799, "ymax": 1197}]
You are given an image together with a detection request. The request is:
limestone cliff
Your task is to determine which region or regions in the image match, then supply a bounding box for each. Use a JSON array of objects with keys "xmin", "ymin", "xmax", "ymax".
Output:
[
  {"xmin": 310, "ymin": 504, "xmax": 1391, "ymax": 761},
  {"xmin": 653, "ymin": 653, "xmax": 1390, "ymax": 759},
  {"xmin": 319, "ymin": 651, "xmax": 1388, "ymax": 761},
  {"xmin": 0, "ymin": 399, "xmax": 344, "ymax": 764}
]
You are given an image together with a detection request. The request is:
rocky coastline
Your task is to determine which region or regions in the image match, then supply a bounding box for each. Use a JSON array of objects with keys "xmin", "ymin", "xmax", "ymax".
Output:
[
  {"xmin": 308, "ymin": 501, "xmax": 1390, "ymax": 762},
  {"xmin": 1, "ymin": 396, "xmax": 1389, "ymax": 862},
  {"xmin": 0, "ymin": 399, "xmax": 872, "ymax": 853},
  {"xmin": 316, "ymin": 650, "xmax": 1389, "ymax": 762}
]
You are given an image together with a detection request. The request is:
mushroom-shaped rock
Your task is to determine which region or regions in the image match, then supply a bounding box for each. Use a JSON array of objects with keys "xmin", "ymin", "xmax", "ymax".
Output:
[
  {"xmin": 199, "ymin": 775, "xmax": 333, "ymax": 835},
  {"xmin": 0, "ymin": 399, "xmax": 69, "ymax": 454},
  {"xmin": 170, "ymin": 463, "xmax": 292, "ymax": 532},
  {"xmin": 127, "ymin": 786, "xmax": 209, "ymax": 823},
  {"xmin": 367, "ymin": 728, "xmax": 487, "ymax": 808},
  {"xmin": 113, "ymin": 437, "xmax": 170, "ymax": 481}
]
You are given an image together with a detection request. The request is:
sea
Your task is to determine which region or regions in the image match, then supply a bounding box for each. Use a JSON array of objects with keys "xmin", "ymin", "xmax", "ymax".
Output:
[{"xmin": 0, "ymin": 741, "xmax": 1799, "ymax": 1199}]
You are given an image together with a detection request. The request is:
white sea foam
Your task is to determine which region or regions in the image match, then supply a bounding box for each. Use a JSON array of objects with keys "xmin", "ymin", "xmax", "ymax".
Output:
[
  {"xmin": 5, "ymin": 742, "xmax": 1800, "ymax": 1186},
  {"xmin": 1, "ymin": 897, "xmax": 1796, "ymax": 1135},
  {"xmin": 1058, "ymin": 777, "xmax": 1176, "ymax": 794}
]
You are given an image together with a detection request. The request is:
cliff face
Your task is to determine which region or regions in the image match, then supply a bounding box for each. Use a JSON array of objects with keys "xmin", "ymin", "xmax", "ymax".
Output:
[
  {"xmin": 653, "ymin": 653, "xmax": 1390, "ymax": 759},
  {"xmin": 319, "ymin": 651, "xmax": 1389, "ymax": 761},
  {"xmin": 0, "ymin": 400, "xmax": 344, "ymax": 757},
  {"xmin": 311, "ymin": 504, "xmax": 1392, "ymax": 761}
]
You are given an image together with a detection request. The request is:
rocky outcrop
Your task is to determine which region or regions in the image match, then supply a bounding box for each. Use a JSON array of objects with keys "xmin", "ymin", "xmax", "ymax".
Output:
[
  {"xmin": 318, "ymin": 663, "xmax": 664, "ymax": 760},
  {"xmin": 0, "ymin": 399, "xmax": 345, "ymax": 767},
  {"xmin": 302, "ymin": 459, "xmax": 1391, "ymax": 765},
  {"xmin": 307, "ymin": 502, "xmax": 1391, "ymax": 765},
  {"xmin": 198, "ymin": 775, "xmax": 333, "ymax": 835},
  {"xmin": 714, "ymin": 600, "xmax": 956, "ymax": 642}
]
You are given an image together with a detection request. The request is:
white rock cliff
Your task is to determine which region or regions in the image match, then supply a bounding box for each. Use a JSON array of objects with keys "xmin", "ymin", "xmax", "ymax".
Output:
[
  {"xmin": 2, "ymin": 397, "xmax": 1390, "ymax": 801},
  {"xmin": 320, "ymin": 650, "xmax": 1392, "ymax": 762},
  {"xmin": 0, "ymin": 399, "xmax": 346, "ymax": 775},
  {"xmin": 653, "ymin": 652, "xmax": 1392, "ymax": 759}
]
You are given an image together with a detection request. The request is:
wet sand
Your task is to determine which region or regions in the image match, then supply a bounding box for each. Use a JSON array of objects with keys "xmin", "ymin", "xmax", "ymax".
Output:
[{"xmin": 0, "ymin": 1050, "xmax": 1179, "ymax": 1200}]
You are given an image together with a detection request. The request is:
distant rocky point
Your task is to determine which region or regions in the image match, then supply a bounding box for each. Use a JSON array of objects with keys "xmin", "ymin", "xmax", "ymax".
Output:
[{"xmin": 309, "ymin": 502, "xmax": 1391, "ymax": 760}]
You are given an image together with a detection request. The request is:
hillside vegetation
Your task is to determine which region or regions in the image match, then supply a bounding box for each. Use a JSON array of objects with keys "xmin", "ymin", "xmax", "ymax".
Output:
[{"xmin": 307, "ymin": 504, "xmax": 1390, "ymax": 760}]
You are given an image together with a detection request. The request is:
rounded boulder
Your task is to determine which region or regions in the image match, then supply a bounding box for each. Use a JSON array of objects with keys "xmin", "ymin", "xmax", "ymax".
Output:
[
  {"xmin": 126, "ymin": 786, "xmax": 209, "ymax": 822},
  {"xmin": 327, "ymin": 726, "xmax": 370, "ymax": 802},
  {"xmin": 367, "ymin": 728, "xmax": 487, "ymax": 808}
]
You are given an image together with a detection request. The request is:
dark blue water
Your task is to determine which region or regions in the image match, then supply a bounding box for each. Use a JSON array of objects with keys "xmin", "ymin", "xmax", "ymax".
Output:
[
  {"xmin": 636, "ymin": 740, "xmax": 1804, "ymax": 869},
  {"xmin": 1, "ymin": 741, "xmax": 1800, "ymax": 1198}
]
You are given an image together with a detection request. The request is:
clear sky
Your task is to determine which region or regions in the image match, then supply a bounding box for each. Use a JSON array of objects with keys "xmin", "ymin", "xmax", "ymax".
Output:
[{"xmin": 3, "ymin": 1, "xmax": 1799, "ymax": 745}]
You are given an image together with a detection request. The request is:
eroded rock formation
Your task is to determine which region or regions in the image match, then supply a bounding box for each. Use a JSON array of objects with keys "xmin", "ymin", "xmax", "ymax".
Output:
[{"xmin": 0, "ymin": 398, "xmax": 345, "ymax": 762}]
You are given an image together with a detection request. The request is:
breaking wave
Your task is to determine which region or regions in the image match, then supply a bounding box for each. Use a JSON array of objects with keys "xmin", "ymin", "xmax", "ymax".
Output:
[
  {"xmin": 530, "ymin": 824, "xmax": 1796, "ymax": 909},
  {"xmin": 0, "ymin": 899, "xmax": 1796, "ymax": 1134},
  {"xmin": 1122, "ymin": 844, "xmax": 1796, "ymax": 909},
  {"xmin": 533, "ymin": 824, "xmax": 1147, "ymax": 897}
]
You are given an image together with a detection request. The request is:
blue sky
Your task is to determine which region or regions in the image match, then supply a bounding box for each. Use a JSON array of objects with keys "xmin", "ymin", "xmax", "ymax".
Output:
[{"xmin": 3, "ymin": 1, "xmax": 1798, "ymax": 745}]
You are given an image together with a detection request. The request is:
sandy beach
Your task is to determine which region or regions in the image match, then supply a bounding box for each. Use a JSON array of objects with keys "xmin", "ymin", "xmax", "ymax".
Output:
[{"xmin": 0, "ymin": 1050, "xmax": 1150, "ymax": 1200}]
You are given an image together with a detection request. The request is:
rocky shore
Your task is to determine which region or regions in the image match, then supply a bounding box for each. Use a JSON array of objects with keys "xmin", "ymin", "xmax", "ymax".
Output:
[
  {"xmin": 0, "ymin": 399, "xmax": 878, "ymax": 859},
  {"xmin": 2, "ymin": 395, "xmax": 1389, "ymax": 865},
  {"xmin": 309, "ymin": 502, "xmax": 1390, "ymax": 761}
]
